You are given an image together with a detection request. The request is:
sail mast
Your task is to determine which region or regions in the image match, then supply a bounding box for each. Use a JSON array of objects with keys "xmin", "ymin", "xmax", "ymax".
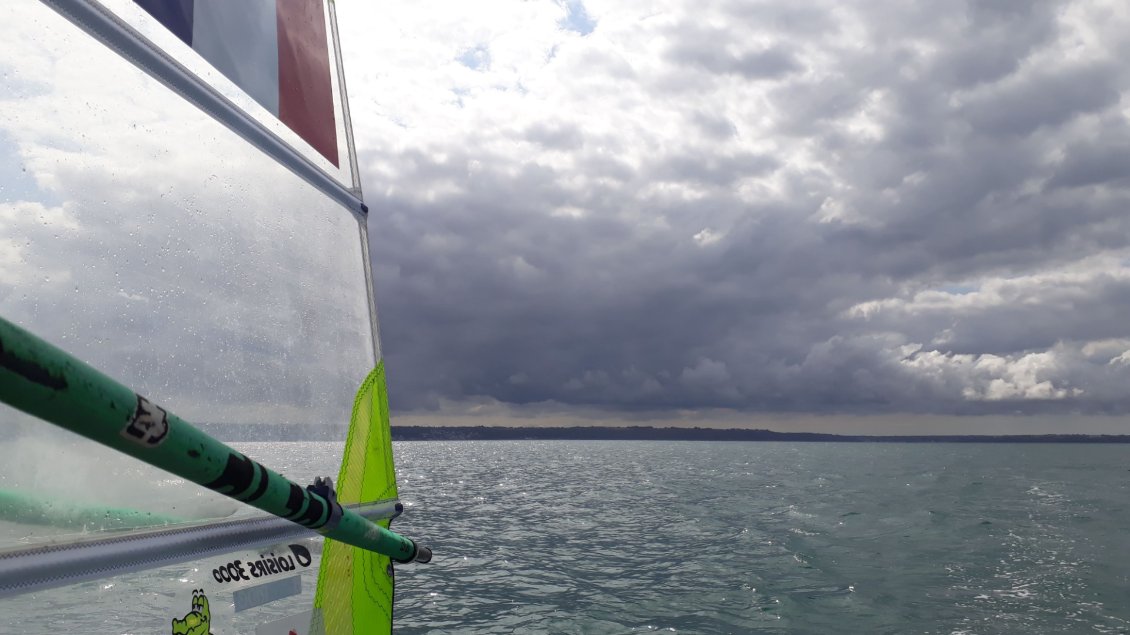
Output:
[{"xmin": 329, "ymin": 0, "xmax": 364, "ymax": 199}]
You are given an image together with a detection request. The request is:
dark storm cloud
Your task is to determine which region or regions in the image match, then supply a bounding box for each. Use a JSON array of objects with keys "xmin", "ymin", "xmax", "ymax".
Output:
[
  {"xmin": 362, "ymin": 0, "xmax": 1130, "ymax": 419},
  {"xmin": 961, "ymin": 63, "xmax": 1120, "ymax": 138},
  {"xmin": 720, "ymin": 2, "xmax": 837, "ymax": 37},
  {"xmin": 664, "ymin": 32, "xmax": 802, "ymax": 81},
  {"xmin": 648, "ymin": 151, "xmax": 778, "ymax": 186},
  {"xmin": 1047, "ymin": 135, "xmax": 1130, "ymax": 190},
  {"xmin": 690, "ymin": 111, "xmax": 737, "ymax": 140}
]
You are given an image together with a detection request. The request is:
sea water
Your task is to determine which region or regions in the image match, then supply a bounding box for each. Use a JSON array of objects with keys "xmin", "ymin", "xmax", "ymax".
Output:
[
  {"xmin": 389, "ymin": 441, "xmax": 1130, "ymax": 634},
  {"xmin": 2, "ymin": 441, "xmax": 1129, "ymax": 634}
]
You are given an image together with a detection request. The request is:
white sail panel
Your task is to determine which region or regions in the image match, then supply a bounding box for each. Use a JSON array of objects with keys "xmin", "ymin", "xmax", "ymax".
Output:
[
  {"xmin": 0, "ymin": 0, "xmax": 410, "ymax": 631},
  {"xmin": 0, "ymin": 0, "xmax": 372, "ymax": 551}
]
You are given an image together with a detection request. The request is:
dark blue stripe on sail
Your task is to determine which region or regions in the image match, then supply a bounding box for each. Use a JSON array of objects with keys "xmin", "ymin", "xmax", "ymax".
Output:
[{"xmin": 134, "ymin": 0, "xmax": 195, "ymax": 46}]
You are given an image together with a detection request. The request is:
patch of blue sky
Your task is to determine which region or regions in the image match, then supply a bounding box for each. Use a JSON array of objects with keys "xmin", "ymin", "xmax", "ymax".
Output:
[
  {"xmin": 457, "ymin": 45, "xmax": 491, "ymax": 71},
  {"xmin": 558, "ymin": 0, "xmax": 595, "ymax": 36},
  {"xmin": 449, "ymin": 86, "xmax": 469, "ymax": 109}
]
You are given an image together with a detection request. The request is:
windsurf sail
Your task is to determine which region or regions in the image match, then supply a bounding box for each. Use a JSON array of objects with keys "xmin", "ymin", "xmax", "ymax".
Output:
[
  {"xmin": 0, "ymin": 1, "xmax": 423, "ymax": 633},
  {"xmin": 312, "ymin": 363, "xmax": 402, "ymax": 633},
  {"xmin": 0, "ymin": 315, "xmax": 427, "ymax": 568}
]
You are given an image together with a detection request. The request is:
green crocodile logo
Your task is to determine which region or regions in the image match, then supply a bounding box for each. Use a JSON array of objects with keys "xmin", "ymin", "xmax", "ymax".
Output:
[{"xmin": 171, "ymin": 589, "xmax": 212, "ymax": 635}]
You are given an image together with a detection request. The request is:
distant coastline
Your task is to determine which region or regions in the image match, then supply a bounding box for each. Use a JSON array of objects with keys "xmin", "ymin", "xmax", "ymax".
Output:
[
  {"xmin": 389, "ymin": 425, "xmax": 1130, "ymax": 443},
  {"xmin": 198, "ymin": 423, "xmax": 1130, "ymax": 443}
]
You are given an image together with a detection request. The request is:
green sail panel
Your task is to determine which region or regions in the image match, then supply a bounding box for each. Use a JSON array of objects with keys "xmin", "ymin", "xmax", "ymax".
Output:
[{"xmin": 312, "ymin": 362, "xmax": 399, "ymax": 634}]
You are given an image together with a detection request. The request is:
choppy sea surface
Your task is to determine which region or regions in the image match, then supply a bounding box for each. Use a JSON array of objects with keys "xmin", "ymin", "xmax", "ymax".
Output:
[
  {"xmin": 3, "ymin": 441, "xmax": 1130, "ymax": 634},
  {"xmin": 390, "ymin": 441, "xmax": 1130, "ymax": 635}
]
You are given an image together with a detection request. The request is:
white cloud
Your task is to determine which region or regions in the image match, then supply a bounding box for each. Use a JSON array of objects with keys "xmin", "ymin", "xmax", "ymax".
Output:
[{"xmin": 693, "ymin": 227, "xmax": 722, "ymax": 246}]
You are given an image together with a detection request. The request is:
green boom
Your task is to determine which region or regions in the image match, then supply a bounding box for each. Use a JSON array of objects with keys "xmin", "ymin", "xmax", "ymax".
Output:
[{"xmin": 0, "ymin": 315, "xmax": 429, "ymax": 564}]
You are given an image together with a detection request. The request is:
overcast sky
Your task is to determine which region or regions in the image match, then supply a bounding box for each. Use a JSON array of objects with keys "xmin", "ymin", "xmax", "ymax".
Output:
[
  {"xmin": 329, "ymin": 0, "xmax": 1130, "ymax": 432},
  {"xmin": 7, "ymin": 1, "xmax": 1130, "ymax": 435}
]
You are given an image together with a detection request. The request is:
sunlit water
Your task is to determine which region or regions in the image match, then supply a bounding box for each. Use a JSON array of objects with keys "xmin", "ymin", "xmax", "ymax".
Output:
[{"xmin": 2, "ymin": 441, "xmax": 1129, "ymax": 634}]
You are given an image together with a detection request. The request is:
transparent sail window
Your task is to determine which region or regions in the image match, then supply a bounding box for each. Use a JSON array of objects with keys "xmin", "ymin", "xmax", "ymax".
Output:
[{"xmin": 0, "ymin": 1, "xmax": 374, "ymax": 548}]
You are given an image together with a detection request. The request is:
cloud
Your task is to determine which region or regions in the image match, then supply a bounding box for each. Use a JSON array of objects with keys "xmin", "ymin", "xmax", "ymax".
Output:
[
  {"xmin": 960, "ymin": 62, "xmax": 1120, "ymax": 138},
  {"xmin": 664, "ymin": 36, "xmax": 802, "ymax": 81},
  {"xmin": 334, "ymin": 0, "xmax": 1130, "ymax": 422}
]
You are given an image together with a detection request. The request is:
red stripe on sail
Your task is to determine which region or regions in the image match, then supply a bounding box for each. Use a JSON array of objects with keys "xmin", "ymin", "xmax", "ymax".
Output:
[{"xmin": 276, "ymin": 0, "xmax": 338, "ymax": 167}]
